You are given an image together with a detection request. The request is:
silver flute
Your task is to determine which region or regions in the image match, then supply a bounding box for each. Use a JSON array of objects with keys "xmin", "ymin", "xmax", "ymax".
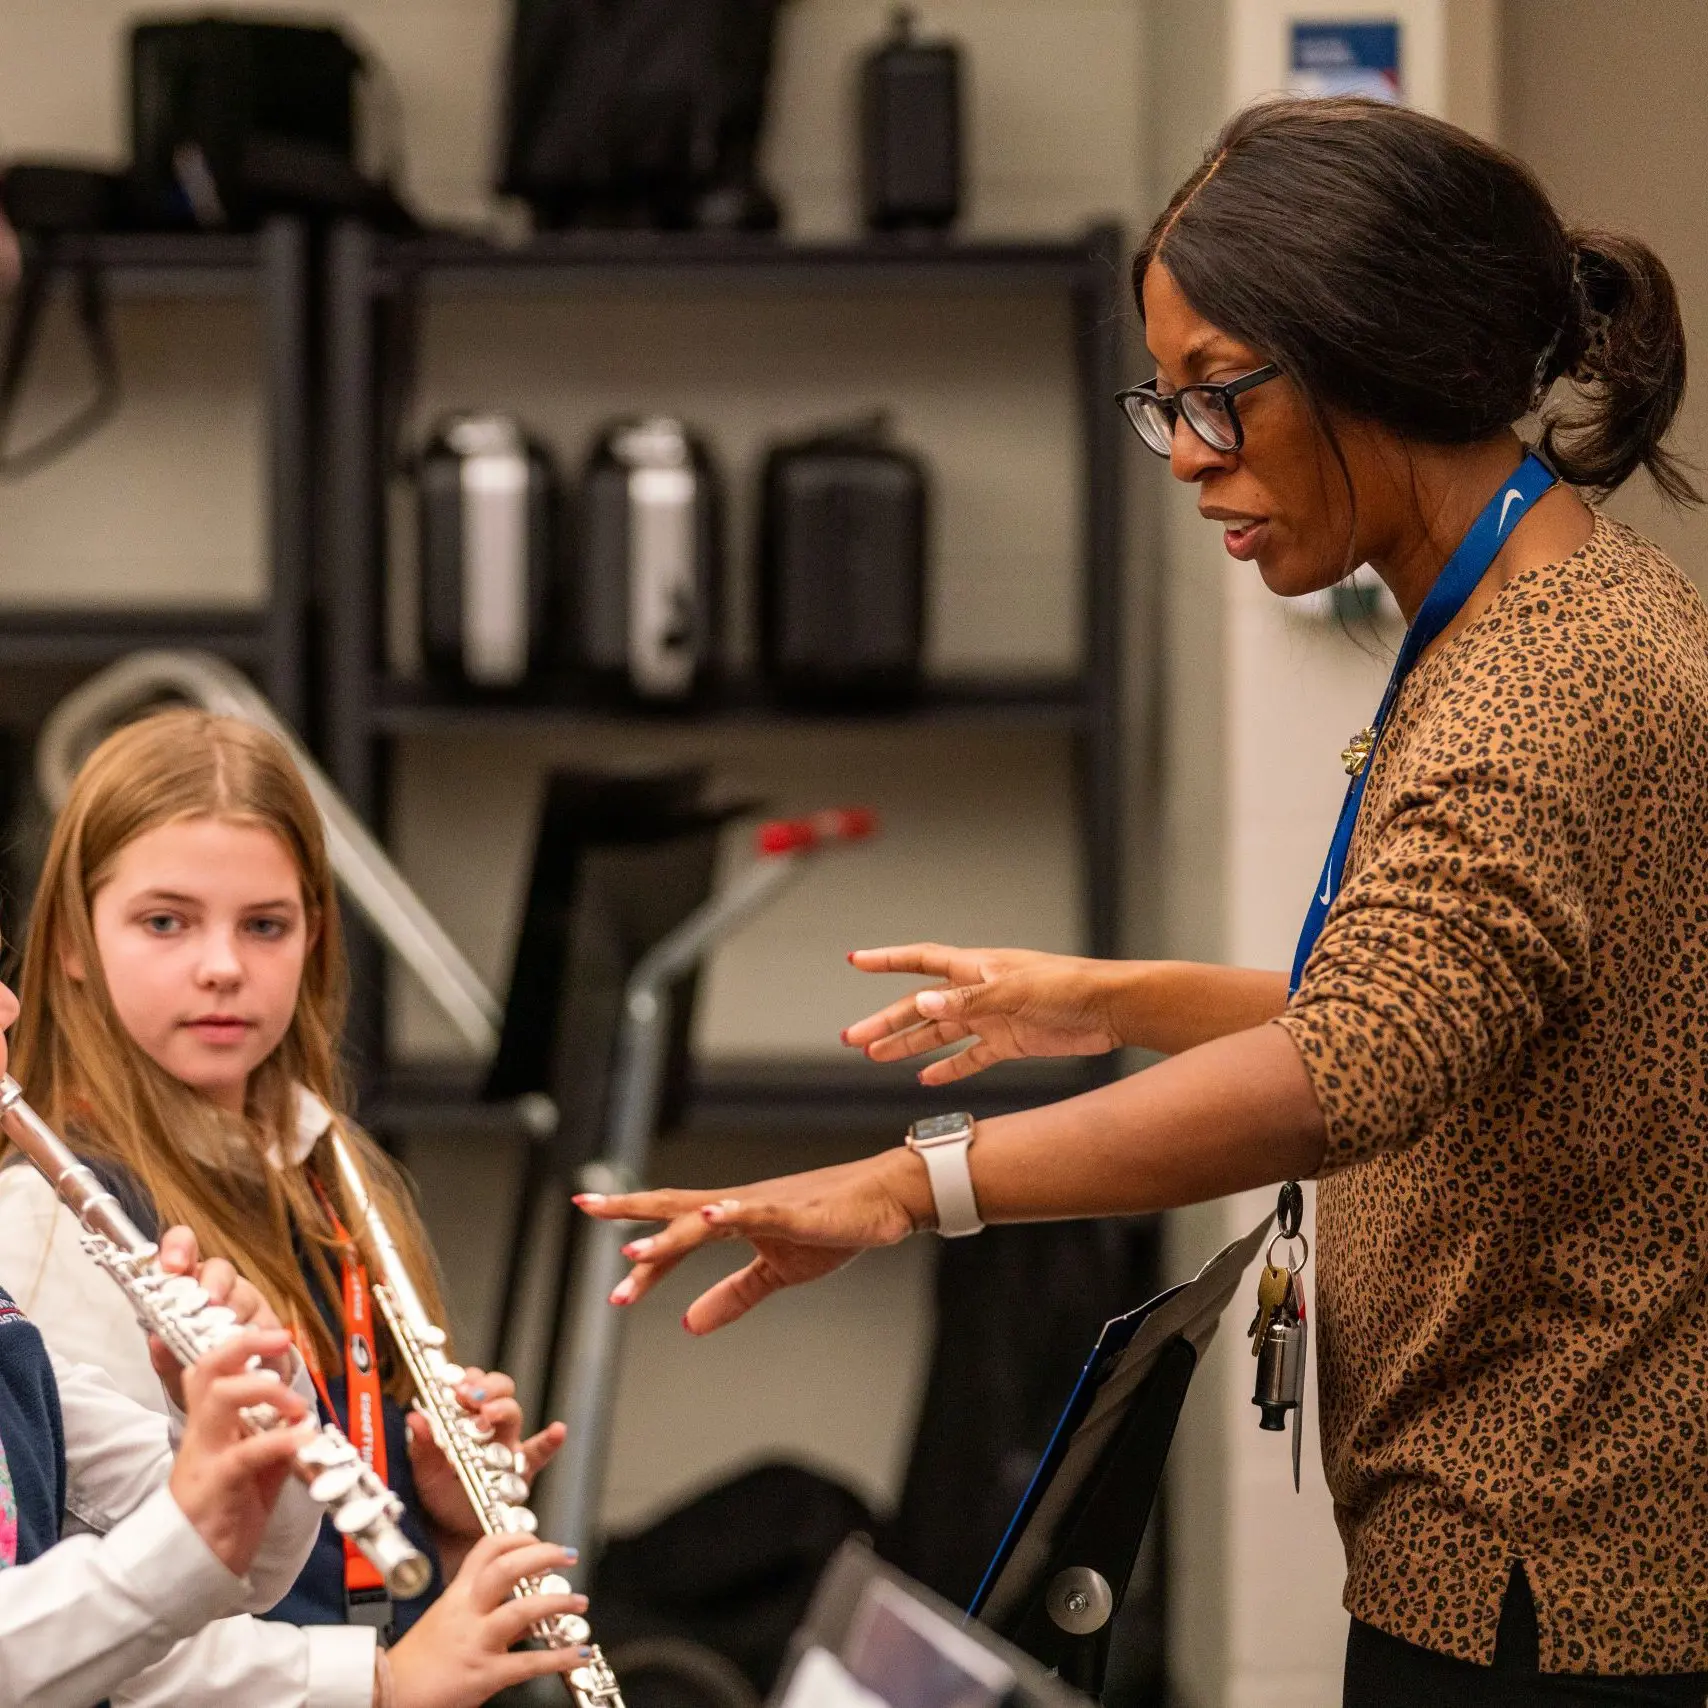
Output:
[
  {"xmin": 0, "ymin": 1076, "xmax": 431, "ymax": 1599},
  {"xmin": 328, "ymin": 1134, "xmax": 624, "ymax": 1708}
]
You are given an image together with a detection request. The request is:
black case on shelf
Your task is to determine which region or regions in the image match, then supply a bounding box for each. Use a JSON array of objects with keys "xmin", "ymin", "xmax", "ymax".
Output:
[
  {"xmin": 417, "ymin": 412, "xmax": 561, "ymax": 687},
  {"xmin": 575, "ymin": 417, "xmax": 723, "ymax": 703},
  {"xmin": 759, "ymin": 418, "xmax": 928, "ymax": 705},
  {"xmin": 859, "ymin": 9, "xmax": 963, "ymax": 233}
]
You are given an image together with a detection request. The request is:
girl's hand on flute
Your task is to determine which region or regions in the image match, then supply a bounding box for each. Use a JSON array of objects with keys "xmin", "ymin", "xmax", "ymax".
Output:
[
  {"xmin": 168, "ymin": 1327, "xmax": 315, "ymax": 1577},
  {"xmin": 407, "ymin": 1366, "xmax": 565, "ymax": 1565},
  {"xmin": 842, "ymin": 944, "xmax": 1130, "ymax": 1083},
  {"xmin": 149, "ymin": 1224, "xmax": 294, "ymax": 1404},
  {"xmin": 576, "ymin": 1149, "xmax": 931, "ymax": 1334}
]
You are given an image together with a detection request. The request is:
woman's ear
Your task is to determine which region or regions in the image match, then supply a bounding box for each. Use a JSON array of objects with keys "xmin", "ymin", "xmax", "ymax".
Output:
[{"xmin": 61, "ymin": 945, "xmax": 85, "ymax": 983}]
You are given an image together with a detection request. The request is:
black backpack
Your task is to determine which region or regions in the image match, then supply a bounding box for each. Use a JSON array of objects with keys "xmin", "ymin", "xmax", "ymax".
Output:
[{"xmin": 497, "ymin": 0, "xmax": 787, "ymax": 231}]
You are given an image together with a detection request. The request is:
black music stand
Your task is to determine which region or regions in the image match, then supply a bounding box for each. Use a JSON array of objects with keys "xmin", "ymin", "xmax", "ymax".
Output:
[
  {"xmin": 967, "ymin": 1218, "xmax": 1272, "ymax": 1703},
  {"xmin": 773, "ymin": 1540, "xmax": 1088, "ymax": 1708},
  {"xmin": 484, "ymin": 766, "xmax": 747, "ymax": 1380}
]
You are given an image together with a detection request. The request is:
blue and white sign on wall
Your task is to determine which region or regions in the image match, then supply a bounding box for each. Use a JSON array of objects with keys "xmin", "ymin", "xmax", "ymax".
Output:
[{"xmin": 1289, "ymin": 20, "xmax": 1402, "ymax": 102}]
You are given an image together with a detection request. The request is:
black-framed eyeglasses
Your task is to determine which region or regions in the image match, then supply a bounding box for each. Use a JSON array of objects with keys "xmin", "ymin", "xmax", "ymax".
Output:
[{"xmin": 1115, "ymin": 364, "xmax": 1282, "ymax": 457}]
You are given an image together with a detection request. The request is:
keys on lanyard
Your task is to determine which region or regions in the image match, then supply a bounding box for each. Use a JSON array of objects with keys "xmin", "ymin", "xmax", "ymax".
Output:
[{"xmin": 1250, "ymin": 1180, "xmax": 1309, "ymax": 1492}]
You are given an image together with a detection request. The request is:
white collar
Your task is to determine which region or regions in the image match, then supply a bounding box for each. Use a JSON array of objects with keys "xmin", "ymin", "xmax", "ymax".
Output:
[{"xmin": 280, "ymin": 1086, "xmax": 335, "ymax": 1166}]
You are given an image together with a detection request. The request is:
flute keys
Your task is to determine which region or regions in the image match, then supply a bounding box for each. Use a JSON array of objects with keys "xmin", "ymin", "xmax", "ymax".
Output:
[
  {"xmin": 158, "ymin": 1276, "xmax": 208, "ymax": 1313},
  {"xmin": 537, "ymin": 1573, "xmax": 573, "ymax": 1598},
  {"xmin": 195, "ymin": 1305, "xmax": 238, "ymax": 1337},
  {"xmin": 499, "ymin": 1505, "xmax": 539, "ymax": 1533},
  {"xmin": 309, "ymin": 1463, "xmax": 367, "ymax": 1505},
  {"xmin": 297, "ymin": 1434, "xmax": 357, "ymax": 1469},
  {"xmin": 332, "ymin": 1493, "xmax": 395, "ymax": 1537},
  {"xmin": 459, "ymin": 1417, "xmax": 496, "ymax": 1445},
  {"xmin": 493, "ymin": 1472, "xmax": 530, "ymax": 1504},
  {"xmin": 481, "ymin": 1442, "xmax": 517, "ymax": 1471}
]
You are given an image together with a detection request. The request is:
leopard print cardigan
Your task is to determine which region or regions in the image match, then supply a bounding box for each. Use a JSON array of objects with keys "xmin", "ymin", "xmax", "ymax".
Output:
[{"xmin": 1278, "ymin": 514, "xmax": 1708, "ymax": 1674}]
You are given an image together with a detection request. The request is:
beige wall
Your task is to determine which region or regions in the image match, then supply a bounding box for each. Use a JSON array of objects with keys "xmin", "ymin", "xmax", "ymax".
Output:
[{"xmin": 1503, "ymin": 0, "xmax": 1708, "ymax": 592}]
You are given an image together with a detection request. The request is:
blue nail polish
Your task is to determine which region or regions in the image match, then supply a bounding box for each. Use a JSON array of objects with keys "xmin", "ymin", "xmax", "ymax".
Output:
[{"xmin": 470, "ymin": 1386, "xmax": 487, "ymax": 1402}]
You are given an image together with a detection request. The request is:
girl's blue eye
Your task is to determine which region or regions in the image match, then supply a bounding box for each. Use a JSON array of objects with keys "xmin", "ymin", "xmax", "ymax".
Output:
[
  {"xmin": 246, "ymin": 917, "xmax": 290, "ymax": 941},
  {"xmin": 142, "ymin": 914, "xmax": 181, "ymax": 935}
]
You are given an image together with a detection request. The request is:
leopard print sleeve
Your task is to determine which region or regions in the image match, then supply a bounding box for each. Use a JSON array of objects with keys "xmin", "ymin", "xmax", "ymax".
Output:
[{"xmin": 1276, "ymin": 598, "xmax": 1598, "ymax": 1174}]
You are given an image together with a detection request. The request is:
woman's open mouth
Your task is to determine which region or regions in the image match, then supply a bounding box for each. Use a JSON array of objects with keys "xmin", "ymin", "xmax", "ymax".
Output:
[{"xmin": 1220, "ymin": 518, "xmax": 1269, "ymax": 561}]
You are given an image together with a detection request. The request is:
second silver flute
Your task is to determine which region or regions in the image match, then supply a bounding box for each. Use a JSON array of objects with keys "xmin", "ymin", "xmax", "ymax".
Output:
[
  {"xmin": 0, "ymin": 1076, "xmax": 431, "ymax": 1600},
  {"xmin": 328, "ymin": 1134, "xmax": 624, "ymax": 1708}
]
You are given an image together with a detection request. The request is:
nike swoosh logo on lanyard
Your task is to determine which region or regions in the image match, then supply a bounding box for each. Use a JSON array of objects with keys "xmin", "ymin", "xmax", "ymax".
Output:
[{"xmin": 1497, "ymin": 487, "xmax": 1524, "ymax": 532}]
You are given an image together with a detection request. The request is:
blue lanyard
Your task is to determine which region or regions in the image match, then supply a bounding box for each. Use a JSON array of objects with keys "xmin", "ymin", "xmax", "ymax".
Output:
[{"xmin": 1288, "ymin": 452, "xmax": 1558, "ymax": 994}]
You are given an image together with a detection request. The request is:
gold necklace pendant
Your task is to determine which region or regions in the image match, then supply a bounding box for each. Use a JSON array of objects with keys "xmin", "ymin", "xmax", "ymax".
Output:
[{"xmin": 1341, "ymin": 726, "xmax": 1377, "ymax": 778}]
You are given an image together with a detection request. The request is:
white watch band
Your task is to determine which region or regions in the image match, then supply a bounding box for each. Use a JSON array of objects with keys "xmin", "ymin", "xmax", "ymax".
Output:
[{"xmin": 907, "ymin": 1113, "xmax": 983, "ymax": 1238}]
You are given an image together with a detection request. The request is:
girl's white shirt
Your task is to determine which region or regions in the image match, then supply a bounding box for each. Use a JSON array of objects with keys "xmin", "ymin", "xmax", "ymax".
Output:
[
  {"xmin": 0, "ymin": 1087, "xmax": 378, "ymax": 1708},
  {"xmin": 0, "ymin": 1352, "xmax": 322, "ymax": 1708}
]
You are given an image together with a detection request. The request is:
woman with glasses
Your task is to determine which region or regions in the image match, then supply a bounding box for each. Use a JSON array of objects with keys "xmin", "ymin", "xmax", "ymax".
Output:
[{"xmin": 579, "ymin": 97, "xmax": 1708, "ymax": 1705}]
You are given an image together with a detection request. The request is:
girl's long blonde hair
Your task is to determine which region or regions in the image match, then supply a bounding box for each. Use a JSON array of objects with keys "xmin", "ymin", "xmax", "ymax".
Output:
[{"xmin": 10, "ymin": 708, "xmax": 450, "ymax": 1396}]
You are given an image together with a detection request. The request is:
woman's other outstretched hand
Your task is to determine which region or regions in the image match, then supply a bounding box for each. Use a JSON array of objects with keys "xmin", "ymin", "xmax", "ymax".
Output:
[
  {"xmin": 842, "ymin": 944, "xmax": 1130, "ymax": 1083},
  {"xmin": 575, "ymin": 1149, "xmax": 932, "ymax": 1334}
]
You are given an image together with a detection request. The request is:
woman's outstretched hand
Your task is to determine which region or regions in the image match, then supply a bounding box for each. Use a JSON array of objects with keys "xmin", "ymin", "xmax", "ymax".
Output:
[
  {"xmin": 575, "ymin": 1149, "xmax": 932, "ymax": 1334},
  {"xmin": 842, "ymin": 944, "xmax": 1131, "ymax": 1083}
]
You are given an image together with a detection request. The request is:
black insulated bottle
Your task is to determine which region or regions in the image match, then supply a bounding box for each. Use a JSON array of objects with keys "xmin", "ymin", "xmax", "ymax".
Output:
[
  {"xmin": 859, "ymin": 7, "xmax": 963, "ymax": 233},
  {"xmin": 759, "ymin": 418, "xmax": 929, "ymax": 707}
]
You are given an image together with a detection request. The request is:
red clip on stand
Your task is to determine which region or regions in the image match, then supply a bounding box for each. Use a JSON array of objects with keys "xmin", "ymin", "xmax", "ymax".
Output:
[{"xmin": 546, "ymin": 808, "xmax": 877, "ymax": 1557}]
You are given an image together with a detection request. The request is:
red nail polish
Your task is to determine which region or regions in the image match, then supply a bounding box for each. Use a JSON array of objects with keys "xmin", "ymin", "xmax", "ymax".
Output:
[{"xmin": 681, "ymin": 1313, "xmax": 693, "ymax": 1332}]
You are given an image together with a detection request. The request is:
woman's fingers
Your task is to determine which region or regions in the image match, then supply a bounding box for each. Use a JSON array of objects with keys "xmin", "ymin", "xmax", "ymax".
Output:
[
  {"xmin": 573, "ymin": 1186, "xmax": 720, "ymax": 1223},
  {"xmin": 683, "ymin": 1256, "xmax": 792, "ymax": 1334},
  {"xmin": 917, "ymin": 1039, "xmax": 1006, "ymax": 1086},
  {"xmin": 847, "ymin": 942, "xmax": 969, "ymax": 978},
  {"xmin": 862, "ymin": 1014, "xmax": 973, "ymax": 1063},
  {"xmin": 196, "ymin": 1257, "xmax": 239, "ymax": 1305}
]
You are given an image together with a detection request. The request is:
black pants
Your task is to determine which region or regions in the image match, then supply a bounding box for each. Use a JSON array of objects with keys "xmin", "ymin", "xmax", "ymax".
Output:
[{"xmin": 1344, "ymin": 1568, "xmax": 1708, "ymax": 1706}]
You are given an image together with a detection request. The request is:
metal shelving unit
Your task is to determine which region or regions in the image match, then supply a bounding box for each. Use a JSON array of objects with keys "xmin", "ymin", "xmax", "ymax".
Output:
[
  {"xmin": 321, "ymin": 220, "xmax": 1133, "ymax": 1124},
  {"xmin": 0, "ymin": 222, "xmax": 313, "ymax": 728}
]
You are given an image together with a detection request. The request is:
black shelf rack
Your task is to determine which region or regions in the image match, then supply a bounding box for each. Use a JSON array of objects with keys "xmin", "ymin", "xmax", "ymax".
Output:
[
  {"xmin": 321, "ymin": 221, "xmax": 1132, "ymax": 1124},
  {"xmin": 0, "ymin": 222, "xmax": 312, "ymax": 727}
]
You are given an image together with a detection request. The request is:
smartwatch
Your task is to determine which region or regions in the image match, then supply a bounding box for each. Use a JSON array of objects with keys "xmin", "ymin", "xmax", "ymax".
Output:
[{"xmin": 905, "ymin": 1111, "xmax": 983, "ymax": 1238}]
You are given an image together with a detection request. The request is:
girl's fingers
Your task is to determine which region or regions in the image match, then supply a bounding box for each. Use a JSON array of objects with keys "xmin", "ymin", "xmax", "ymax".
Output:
[
  {"xmin": 207, "ymin": 1368, "xmax": 306, "ymax": 1419},
  {"xmin": 494, "ymin": 1629, "xmax": 601, "ymax": 1689},
  {"xmin": 520, "ymin": 1422, "xmax": 566, "ymax": 1478},
  {"xmin": 157, "ymin": 1226, "xmax": 201, "ymax": 1274},
  {"xmin": 486, "ymin": 1590, "xmax": 588, "ymax": 1650},
  {"xmin": 196, "ymin": 1257, "xmax": 238, "ymax": 1305},
  {"xmin": 225, "ymin": 1417, "xmax": 320, "ymax": 1474},
  {"xmin": 468, "ymin": 1536, "xmax": 579, "ymax": 1612}
]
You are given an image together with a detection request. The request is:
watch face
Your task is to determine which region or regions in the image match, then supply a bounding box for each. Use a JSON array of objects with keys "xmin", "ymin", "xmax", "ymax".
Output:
[{"xmin": 911, "ymin": 1112, "xmax": 973, "ymax": 1146}]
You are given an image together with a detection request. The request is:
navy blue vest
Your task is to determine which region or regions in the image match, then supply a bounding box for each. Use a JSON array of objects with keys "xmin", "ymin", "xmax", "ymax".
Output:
[{"xmin": 0, "ymin": 1284, "xmax": 66, "ymax": 1571}]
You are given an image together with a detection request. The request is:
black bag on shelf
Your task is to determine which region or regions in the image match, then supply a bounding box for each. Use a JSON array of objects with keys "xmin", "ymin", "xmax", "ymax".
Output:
[
  {"xmin": 575, "ymin": 418, "xmax": 723, "ymax": 704},
  {"xmin": 860, "ymin": 8, "xmax": 964, "ymax": 233},
  {"xmin": 498, "ymin": 0, "xmax": 787, "ymax": 231},
  {"xmin": 417, "ymin": 413, "xmax": 563, "ymax": 689},
  {"xmin": 129, "ymin": 15, "xmax": 412, "ymax": 230},
  {"xmin": 759, "ymin": 417, "xmax": 928, "ymax": 706}
]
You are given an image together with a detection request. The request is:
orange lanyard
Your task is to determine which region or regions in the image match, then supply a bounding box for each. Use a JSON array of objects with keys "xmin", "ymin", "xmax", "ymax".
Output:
[{"xmin": 304, "ymin": 1177, "xmax": 390, "ymax": 1597}]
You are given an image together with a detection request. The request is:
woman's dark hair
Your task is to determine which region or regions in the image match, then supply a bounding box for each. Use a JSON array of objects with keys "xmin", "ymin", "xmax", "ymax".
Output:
[{"xmin": 1137, "ymin": 97, "xmax": 1697, "ymax": 505}]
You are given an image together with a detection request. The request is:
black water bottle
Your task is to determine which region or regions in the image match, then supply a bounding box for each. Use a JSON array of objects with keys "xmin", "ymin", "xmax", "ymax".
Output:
[
  {"xmin": 860, "ymin": 8, "xmax": 963, "ymax": 233},
  {"xmin": 759, "ymin": 417, "xmax": 929, "ymax": 706}
]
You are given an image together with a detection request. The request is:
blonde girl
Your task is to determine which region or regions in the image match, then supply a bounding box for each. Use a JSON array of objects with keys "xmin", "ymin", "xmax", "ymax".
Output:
[{"xmin": 0, "ymin": 709, "xmax": 580, "ymax": 1708}]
